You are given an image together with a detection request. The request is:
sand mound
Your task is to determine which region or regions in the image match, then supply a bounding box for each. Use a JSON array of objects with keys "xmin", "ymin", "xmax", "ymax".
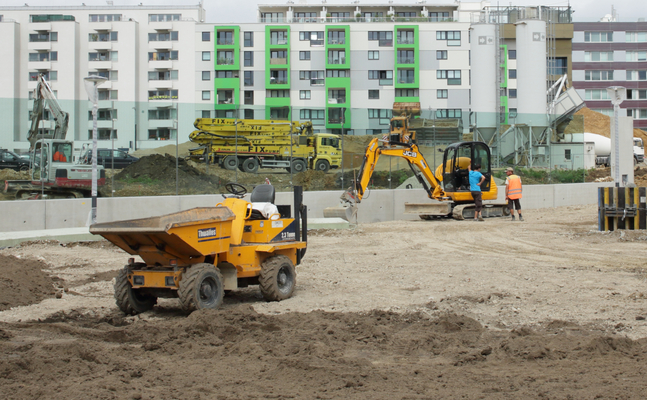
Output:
[{"xmin": 0, "ymin": 254, "xmax": 56, "ymax": 311}]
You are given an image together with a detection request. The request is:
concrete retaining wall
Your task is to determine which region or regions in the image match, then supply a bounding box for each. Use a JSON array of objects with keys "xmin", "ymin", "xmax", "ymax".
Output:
[{"xmin": 0, "ymin": 182, "xmax": 613, "ymax": 233}]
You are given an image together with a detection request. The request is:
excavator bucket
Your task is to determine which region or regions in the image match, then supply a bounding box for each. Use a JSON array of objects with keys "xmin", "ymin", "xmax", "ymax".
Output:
[{"xmin": 323, "ymin": 204, "xmax": 357, "ymax": 222}]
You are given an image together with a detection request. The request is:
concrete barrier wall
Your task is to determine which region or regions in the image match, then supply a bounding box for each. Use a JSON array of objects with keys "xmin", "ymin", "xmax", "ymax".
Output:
[{"xmin": 0, "ymin": 182, "xmax": 613, "ymax": 232}]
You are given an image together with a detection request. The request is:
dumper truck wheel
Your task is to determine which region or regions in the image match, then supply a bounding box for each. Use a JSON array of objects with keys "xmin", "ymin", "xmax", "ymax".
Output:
[
  {"xmin": 114, "ymin": 267, "xmax": 157, "ymax": 315},
  {"xmin": 241, "ymin": 158, "xmax": 259, "ymax": 173},
  {"xmin": 259, "ymin": 255, "xmax": 296, "ymax": 301},
  {"xmin": 178, "ymin": 263, "xmax": 224, "ymax": 313},
  {"xmin": 223, "ymin": 156, "xmax": 238, "ymax": 170},
  {"xmin": 314, "ymin": 160, "xmax": 330, "ymax": 173}
]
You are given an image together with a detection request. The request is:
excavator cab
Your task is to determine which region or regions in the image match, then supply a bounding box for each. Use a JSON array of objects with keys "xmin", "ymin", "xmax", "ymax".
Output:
[{"xmin": 442, "ymin": 142, "xmax": 492, "ymax": 194}]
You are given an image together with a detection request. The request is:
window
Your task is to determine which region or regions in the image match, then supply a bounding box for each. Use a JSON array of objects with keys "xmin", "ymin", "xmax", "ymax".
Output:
[
  {"xmin": 328, "ymin": 50, "xmax": 345, "ymax": 64},
  {"xmin": 368, "ymin": 31, "xmax": 393, "ymax": 46},
  {"xmin": 299, "ymin": 70, "xmax": 325, "ymax": 85},
  {"xmin": 244, "ymin": 71, "xmax": 254, "ymax": 86},
  {"xmin": 437, "ymin": 50, "xmax": 447, "ymax": 60},
  {"xmin": 244, "ymin": 91, "xmax": 254, "ymax": 105},
  {"xmin": 148, "ymin": 32, "xmax": 179, "ymax": 41},
  {"xmin": 397, "ymin": 30, "xmax": 414, "ymax": 45},
  {"xmin": 627, "ymin": 70, "xmax": 647, "ymax": 81},
  {"xmin": 148, "ymin": 128, "xmax": 173, "ymax": 141},
  {"xmin": 326, "ymin": 70, "xmax": 349, "ymax": 78},
  {"xmin": 98, "ymin": 90, "xmax": 118, "ymax": 100},
  {"xmin": 29, "ymin": 71, "xmax": 57, "ymax": 81},
  {"xmin": 626, "ymin": 51, "xmax": 647, "ymax": 62},
  {"xmin": 217, "ymin": 31, "xmax": 234, "ymax": 45},
  {"xmin": 328, "ymin": 89, "xmax": 346, "ymax": 103},
  {"xmin": 369, "ymin": 90, "xmax": 379, "ymax": 99},
  {"xmin": 437, "ymin": 89, "xmax": 448, "ymax": 99},
  {"xmin": 201, "ymin": 110, "xmax": 211, "ymax": 118},
  {"xmin": 270, "ymin": 107, "xmax": 289, "ymax": 120},
  {"xmin": 565, "ymin": 149, "xmax": 571, "ymax": 160},
  {"xmin": 368, "ymin": 70, "xmax": 393, "ymax": 84},
  {"xmin": 429, "ymin": 12, "xmax": 450, "ymax": 22},
  {"xmin": 215, "ymin": 71, "xmax": 235, "ymax": 78},
  {"xmin": 300, "ymin": 109, "xmax": 325, "ymax": 124},
  {"xmin": 437, "ymin": 31, "xmax": 461, "ymax": 46},
  {"xmin": 548, "ymin": 57, "xmax": 568, "ymax": 75},
  {"xmin": 202, "ymin": 51, "xmax": 211, "ymax": 61},
  {"xmin": 294, "ymin": 12, "xmax": 318, "ymax": 22},
  {"xmin": 217, "ymin": 51, "xmax": 234, "ymax": 65},
  {"xmin": 89, "ymin": 32, "xmax": 118, "ymax": 42},
  {"xmin": 149, "ymin": 14, "xmax": 180, "ymax": 22},
  {"xmin": 627, "ymin": 89, "xmax": 647, "ymax": 100},
  {"xmin": 261, "ymin": 12, "xmax": 284, "ymax": 23},
  {"xmin": 584, "ymin": 32, "xmax": 613, "ymax": 42},
  {"xmin": 29, "ymin": 52, "xmax": 57, "ymax": 62},
  {"xmin": 585, "ymin": 51, "xmax": 614, "ymax": 62},
  {"xmin": 626, "ymin": 32, "xmax": 647, "ymax": 43},
  {"xmin": 299, "ymin": 51, "xmax": 311, "ymax": 60},
  {"xmin": 328, "ymin": 108, "xmax": 345, "ymax": 124},
  {"xmin": 396, "ymin": 12, "xmax": 417, "ymax": 18},
  {"xmin": 585, "ymin": 89, "xmax": 611, "ymax": 100},
  {"xmin": 299, "ymin": 31, "xmax": 324, "ymax": 45},
  {"xmin": 270, "ymin": 50, "xmax": 287, "ymax": 60},
  {"xmin": 269, "ymin": 70, "xmax": 288, "ymax": 84},
  {"xmin": 148, "ymin": 89, "xmax": 178, "ymax": 100},
  {"xmin": 328, "ymin": 30, "xmax": 345, "ymax": 45},
  {"xmin": 217, "ymin": 90, "xmax": 234, "ymax": 104},
  {"xmin": 437, "ymin": 70, "xmax": 461, "ymax": 85},
  {"xmin": 148, "ymin": 51, "xmax": 178, "ymax": 61},
  {"xmin": 509, "ymin": 89, "xmax": 517, "ymax": 98},
  {"xmin": 508, "ymin": 50, "xmax": 516, "ymax": 59},
  {"xmin": 88, "ymin": 129, "xmax": 116, "ymax": 140},
  {"xmin": 202, "ymin": 71, "xmax": 210, "ymax": 81},
  {"xmin": 244, "ymin": 109, "xmax": 254, "ymax": 119},
  {"xmin": 397, "ymin": 50, "xmax": 415, "ymax": 64},
  {"xmin": 585, "ymin": 70, "xmax": 614, "ymax": 81},
  {"xmin": 300, "ymin": 90, "xmax": 311, "ymax": 100},
  {"xmin": 202, "ymin": 31, "xmax": 210, "ymax": 41},
  {"xmin": 87, "ymin": 109, "xmax": 117, "ymax": 121},
  {"xmin": 89, "ymin": 51, "xmax": 117, "ymax": 61},
  {"xmin": 148, "ymin": 108, "xmax": 177, "ymax": 120},
  {"xmin": 368, "ymin": 51, "xmax": 379, "ymax": 60},
  {"xmin": 29, "ymin": 32, "xmax": 57, "ymax": 42},
  {"xmin": 266, "ymin": 90, "xmax": 290, "ymax": 98},
  {"xmin": 509, "ymin": 69, "xmax": 517, "ymax": 79},
  {"xmin": 89, "ymin": 14, "xmax": 121, "ymax": 22},
  {"xmin": 244, "ymin": 32, "xmax": 254, "ymax": 47},
  {"xmin": 244, "ymin": 51, "xmax": 253, "ymax": 67},
  {"xmin": 270, "ymin": 30, "xmax": 288, "ymax": 45},
  {"xmin": 368, "ymin": 109, "xmax": 392, "ymax": 123},
  {"xmin": 509, "ymin": 108, "xmax": 518, "ymax": 118},
  {"xmin": 436, "ymin": 109, "xmax": 462, "ymax": 118},
  {"xmin": 148, "ymin": 70, "xmax": 178, "ymax": 80},
  {"xmin": 93, "ymin": 70, "xmax": 117, "ymax": 81},
  {"xmin": 395, "ymin": 89, "xmax": 418, "ymax": 97},
  {"xmin": 397, "ymin": 69, "xmax": 415, "ymax": 84}
]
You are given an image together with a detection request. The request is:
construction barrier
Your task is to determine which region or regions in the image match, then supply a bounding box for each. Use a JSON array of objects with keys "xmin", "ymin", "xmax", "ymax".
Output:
[{"xmin": 598, "ymin": 187, "xmax": 647, "ymax": 231}]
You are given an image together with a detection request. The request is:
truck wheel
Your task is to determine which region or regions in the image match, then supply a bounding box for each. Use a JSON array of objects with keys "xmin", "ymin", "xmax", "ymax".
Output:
[
  {"xmin": 241, "ymin": 158, "xmax": 259, "ymax": 173},
  {"xmin": 314, "ymin": 160, "xmax": 330, "ymax": 173},
  {"xmin": 114, "ymin": 266, "xmax": 157, "ymax": 315},
  {"xmin": 259, "ymin": 255, "xmax": 296, "ymax": 301},
  {"xmin": 290, "ymin": 159, "xmax": 307, "ymax": 174},
  {"xmin": 178, "ymin": 263, "xmax": 224, "ymax": 313},
  {"xmin": 19, "ymin": 165, "xmax": 29, "ymax": 172},
  {"xmin": 223, "ymin": 156, "xmax": 238, "ymax": 170}
]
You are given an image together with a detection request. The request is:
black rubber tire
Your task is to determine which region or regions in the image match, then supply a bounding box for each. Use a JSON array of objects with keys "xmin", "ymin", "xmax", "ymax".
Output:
[
  {"xmin": 114, "ymin": 266, "xmax": 157, "ymax": 315},
  {"xmin": 259, "ymin": 255, "xmax": 296, "ymax": 301},
  {"xmin": 290, "ymin": 159, "xmax": 307, "ymax": 174},
  {"xmin": 19, "ymin": 165, "xmax": 29, "ymax": 172},
  {"xmin": 223, "ymin": 156, "xmax": 238, "ymax": 170},
  {"xmin": 178, "ymin": 263, "xmax": 224, "ymax": 313},
  {"xmin": 241, "ymin": 158, "xmax": 259, "ymax": 173},
  {"xmin": 314, "ymin": 159, "xmax": 330, "ymax": 173}
]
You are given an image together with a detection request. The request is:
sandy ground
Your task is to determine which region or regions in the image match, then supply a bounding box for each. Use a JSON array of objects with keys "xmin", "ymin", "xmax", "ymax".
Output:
[{"xmin": 1, "ymin": 204, "xmax": 647, "ymax": 399}]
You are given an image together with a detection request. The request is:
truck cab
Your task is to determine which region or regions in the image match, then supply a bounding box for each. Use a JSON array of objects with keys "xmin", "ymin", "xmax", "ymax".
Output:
[{"xmin": 31, "ymin": 139, "xmax": 105, "ymax": 189}]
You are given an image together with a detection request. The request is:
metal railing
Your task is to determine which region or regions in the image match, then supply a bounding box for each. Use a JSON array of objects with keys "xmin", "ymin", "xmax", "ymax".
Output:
[
  {"xmin": 217, "ymin": 39, "xmax": 234, "ymax": 45},
  {"xmin": 397, "ymin": 58, "xmax": 415, "ymax": 64},
  {"xmin": 378, "ymin": 39, "xmax": 393, "ymax": 47},
  {"xmin": 397, "ymin": 38, "xmax": 415, "ymax": 45}
]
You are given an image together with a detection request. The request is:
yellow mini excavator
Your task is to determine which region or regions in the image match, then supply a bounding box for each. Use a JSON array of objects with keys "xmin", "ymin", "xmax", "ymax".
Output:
[{"xmin": 324, "ymin": 129, "xmax": 509, "ymax": 221}]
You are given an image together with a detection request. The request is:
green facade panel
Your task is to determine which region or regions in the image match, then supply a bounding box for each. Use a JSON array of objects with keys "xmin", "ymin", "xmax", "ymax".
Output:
[
  {"xmin": 325, "ymin": 26, "xmax": 350, "ymax": 129},
  {"xmin": 265, "ymin": 26, "xmax": 291, "ymax": 90},
  {"xmin": 264, "ymin": 97, "xmax": 291, "ymax": 120},
  {"xmin": 325, "ymin": 77, "xmax": 351, "ymax": 130},
  {"xmin": 214, "ymin": 26, "xmax": 240, "ymax": 71},
  {"xmin": 394, "ymin": 25, "xmax": 419, "ymax": 90}
]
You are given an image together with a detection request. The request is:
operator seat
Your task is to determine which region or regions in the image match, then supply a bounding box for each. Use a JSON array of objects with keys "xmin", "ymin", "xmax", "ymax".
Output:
[
  {"xmin": 250, "ymin": 184, "xmax": 275, "ymax": 204},
  {"xmin": 249, "ymin": 184, "xmax": 278, "ymax": 220}
]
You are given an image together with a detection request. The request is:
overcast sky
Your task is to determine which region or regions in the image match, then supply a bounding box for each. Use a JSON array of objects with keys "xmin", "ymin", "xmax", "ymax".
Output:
[{"xmin": 2, "ymin": 0, "xmax": 644, "ymax": 23}]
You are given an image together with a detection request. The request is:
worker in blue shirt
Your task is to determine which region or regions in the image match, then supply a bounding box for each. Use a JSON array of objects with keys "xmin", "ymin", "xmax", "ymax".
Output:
[{"xmin": 468, "ymin": 163, "xmax": 486, "ymax": 221}]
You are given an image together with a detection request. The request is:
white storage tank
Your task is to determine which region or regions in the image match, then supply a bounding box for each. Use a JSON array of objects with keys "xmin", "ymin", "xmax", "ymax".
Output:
[
  {"xmin": 515, "ymin": 19, "xmax": 547, "ymax": 126},
  {"xmin": 470, "ymin": 23, "xmax": 498, "ymax": 140}
]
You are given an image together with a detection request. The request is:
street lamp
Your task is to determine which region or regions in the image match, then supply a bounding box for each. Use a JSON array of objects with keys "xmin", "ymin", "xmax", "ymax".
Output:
[
  {"xmin": 606, "ymin": 86, "xmax": 626, "ymax": 187},
  {"xmin": 84, "ymin": 75, "xmax": 108, "ymax": 225},
  {"xmin": 173, "ymin": 117, "xmax": 179, "ymax": 195}
]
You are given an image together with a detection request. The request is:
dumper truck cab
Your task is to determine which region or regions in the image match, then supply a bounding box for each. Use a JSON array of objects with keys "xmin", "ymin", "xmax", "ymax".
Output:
[{"xmin": 90, "ymin": 184, "xmax": 307, "ymax": 314}]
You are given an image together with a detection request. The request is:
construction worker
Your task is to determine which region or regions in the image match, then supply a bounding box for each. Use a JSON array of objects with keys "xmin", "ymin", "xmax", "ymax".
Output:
[
  {"xmin": 505, "ymin": 167, "xmax": 523, "ymax": 221},
  {"xmin": 53, "ymin": 147, "xmax": 67, "ymax": 162},
  {"xmin": 468, "ymin": 163, "xmax": 486, "ymax": 221}
]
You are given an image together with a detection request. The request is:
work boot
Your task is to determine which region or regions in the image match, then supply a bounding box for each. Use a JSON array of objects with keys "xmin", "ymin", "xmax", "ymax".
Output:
[
  {"xmin": 478, "ymin": 216, "xmax": 484, "ymax": 221},
  {"xmin": 519, "ymin": 215, "xmax": 524, "ymax": 221},
  {"xmin": 511, "ymin": 215, "xmax": 516, "ymax": 221}
]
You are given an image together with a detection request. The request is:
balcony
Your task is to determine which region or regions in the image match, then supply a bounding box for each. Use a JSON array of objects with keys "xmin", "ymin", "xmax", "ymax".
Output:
[
  {"xmin": 90, "ymin": 41, "xmax": 113, "ymax": 51},
  {"xmin": 310, "ymin": 78, "xmax": 324, "ymax": 86},
  {"xmin": 269, "ymin": 79, "xmax": 287, "ymax": 85},
  {"xmin": 148, "ymin": 80, "xmax": 173, "ymax": 89},
  {"xmin": 328, "ymin": 39, "xmax": 345, "ymax": 45},
  {"xmin": 92, "ymin": 22, "xmax": 113, "ymax": 31},
  {"xmin": 217, "ymin": 38, "xmax": 234, "ymax": 45},
  {"xmin": 28, "ymin": 41, "xmax": 51, "ymax": 51},
  {"xmin": 398, "ymin": 78, "xmax": 415, "ymax": 84},
  {"xmin": 90, "ymin": 60, "xmax": 113, "ymax": 70},
  {"xmin": 397, "ymin": 38, "xmax": 415, "ymax": 45},
  {"xmin": 329, "ymin": 58, "xmax": 346, "ymax": 65},
  {"xmin": 271, "ymin": 39, "xmax": 288, "ymax": 45},
  {"xmin": 30, "ymin": 22, "xmax": 52, "ymax": 31},
  {"xmin": 150, "ymin": 22, "xmax": 173, "ymax": 31},
  {"xmin": 310, "ymin": 39, "xmax": 324, "ymax": 47},
  {"xmin": 270, "ymin": 58, "xmax": 287, "ymax": 65},
  {"xmin": 379, "ymin": 39, "xmax": 393, "ymax": 47},
  {"xmin": 328, "ymin": 117, "xmax": 342, "ymax": 124},
  {"xmin": 379, "ymin": 79, "xmax": 394, "ymax": 86},
  {"xmin": 448, "ymin": 78, "xmax": 462, "ymax": 85},
  {"xmin": 328, "ymin": 97, "xmax": 346, "ymax": 104},
  {"xmin": 217, "ymin": 58, "xmax": 235, "ymax": 66},
  {"xmin": 149, "ymin": 60, "xmax": 173, "ymax": 69},
  {"xmin": 218, "ymin": 98, "xmax": 234, "ymax": 104},
  {"xmin": 28, "ymin": 61, "xmax": 52, "ymax": 70},
  {"xmin": 398, "ymin": 58, "xmax": 415, "ymax": 64},
  {"xmin": 149, "ymin": 41, "xmax": 173, "ymax": 50}
]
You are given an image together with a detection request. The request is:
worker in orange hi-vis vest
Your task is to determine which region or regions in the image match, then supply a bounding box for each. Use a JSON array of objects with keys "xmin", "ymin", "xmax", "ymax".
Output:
[{"xmin": 505, "ymin": 167, "xmax": 523, "ymax": 221}]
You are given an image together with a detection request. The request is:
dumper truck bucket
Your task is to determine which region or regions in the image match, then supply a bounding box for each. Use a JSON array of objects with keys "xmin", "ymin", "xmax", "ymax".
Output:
[{"xmin": 323, "ymin": 204, "xmax": 357, "ymax": 222}]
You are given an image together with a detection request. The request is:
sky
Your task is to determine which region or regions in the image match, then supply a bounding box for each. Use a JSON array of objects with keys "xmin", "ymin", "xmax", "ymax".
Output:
[{"xmin": 1, "ymin": 0, "xmax": 645, "ymax": 23}]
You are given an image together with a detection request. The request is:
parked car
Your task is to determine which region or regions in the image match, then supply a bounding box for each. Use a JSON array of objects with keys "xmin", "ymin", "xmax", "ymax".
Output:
[
  {"xmin": 81, "ymin": 148, "xmax": 139, "ymax": 169},
  {"xmin": 0, "ymin": 149, "xmax": 31, "ymax": 172}
]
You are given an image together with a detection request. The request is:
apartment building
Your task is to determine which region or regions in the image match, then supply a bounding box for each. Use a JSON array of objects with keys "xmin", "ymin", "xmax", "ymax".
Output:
[
  {"xmin": 0, "ymin": 4, "xmax": 208, "ymax": 153},
  {"xmin": 572, "ymin": 20, "xmax": 647, "ymax": 130}
]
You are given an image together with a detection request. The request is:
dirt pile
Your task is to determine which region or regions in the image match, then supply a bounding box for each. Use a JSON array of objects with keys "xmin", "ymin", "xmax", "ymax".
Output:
[
  {"xmin": 0, "ymin": 254, "xmax": 56, "ymax": 311},
  {"xmin": 1, "ymin": 307, "xmax": 646, "ymax": 399},
  {"xmin": 572, "ymin": 107, "xmax": 647, "ymax": 142},
  {"xmin": 0, "ymin": 169, "xmax": 29, "ymax": 181}
]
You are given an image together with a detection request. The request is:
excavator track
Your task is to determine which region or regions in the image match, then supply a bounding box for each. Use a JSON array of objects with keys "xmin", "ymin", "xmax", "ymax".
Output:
[{"xmin": 452, "ymin": 203, "xmax": 510, "ymax": 220}]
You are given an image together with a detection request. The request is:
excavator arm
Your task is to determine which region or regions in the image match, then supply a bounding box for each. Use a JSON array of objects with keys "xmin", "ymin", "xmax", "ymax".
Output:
[{"xmin": 27, "ymin": 74, "xmax": 70, "ymax": 150}]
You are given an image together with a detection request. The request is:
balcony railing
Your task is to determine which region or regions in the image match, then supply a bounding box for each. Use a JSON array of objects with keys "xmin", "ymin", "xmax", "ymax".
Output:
[
  {"xmin": 218, "ymin": 98, "xmax": 234, "ymax": 104},
  {"xmin": 398, "ymin": 78, "xmax": 415, "ymax": 84},
  {"xmin": 328, "ymin": 97, "xmax": 346, "ymax": 104},
  {"xmin": 398, "ymin": 58, "xmax": 415, "ymax": 64},
  {"xmin": 310, "ymin": 78, "xmax": 325, "ymax": 86},
  {"xmin": 310, "ymin": 39, "xmax": 324, "ymax": 47},
  {"xmin": 379, "ymin": 79, "xmax": 393, "ymax": 86},
  {"xmin": 328, "ymin": 39, "xmax": 346, "ymax": 45},
  {"xmin": 270, "ymin": 79, "xmax": 287, "ymax": 84},
  {"xmin": 328, "ymin": 118, "xmax": 342, "ymax": 124},
  {"xmin": 217, "ymin": 39, "xmax": 234, "ymax": 45},
  {"xmin": 270, "ymin": 58, "xmax": 287, "ymax": 65},
  {"xmin": 217, "ymin": 58, "xmax": 234, "ymax": 65},
  {"xmin": 397, "ymin": 38, "xmax": 415, "ymax": 45},
  {"xmin": 448, "ymin": 78, "xmax": 462, "ymax": 85},
  {"xmin": 271, "ymin": 39, "xmax": 288, "ymax": 45},
  {"xmin": 329, "ymin": 58, "xmax": 346, "ymax": 65},
  {"xmin": 257, "ymin": 16, "xmax": 455, "ymax": 24},
  {"xmin": 379, "ymin": 39, "xmax": 393, "ymax": 47}
]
